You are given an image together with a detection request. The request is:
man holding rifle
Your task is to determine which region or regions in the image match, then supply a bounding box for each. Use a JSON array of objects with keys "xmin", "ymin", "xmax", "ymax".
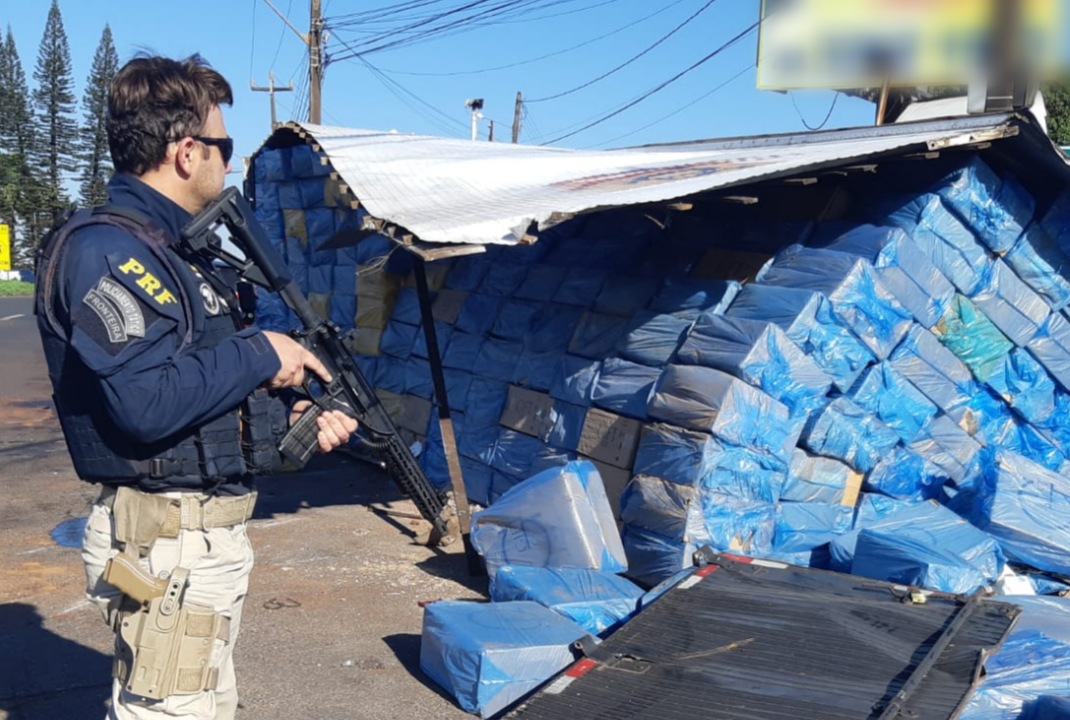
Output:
[{"xmin": 34, "ymin": 54, "xmax": 357, "ymax": 719}]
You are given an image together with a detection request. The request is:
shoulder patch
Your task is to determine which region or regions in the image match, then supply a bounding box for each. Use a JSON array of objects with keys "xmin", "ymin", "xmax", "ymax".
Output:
[
  {"xmin": 114, "ymin": 256, "xmax": 178, "ymax": 307},
  {"xmin": 82, "ymin": 287, "xmax": 128, "ymax": 343},
  {"xmin": 96, "ymin": 278, "xmax": 146, "ymax": 337}
]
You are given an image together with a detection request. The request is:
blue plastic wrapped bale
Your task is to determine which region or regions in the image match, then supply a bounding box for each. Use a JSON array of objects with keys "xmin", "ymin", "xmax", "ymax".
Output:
[
  {"xmin": 951, "ymin": 449, "xmax": 1070, "ymax": 576},
  {"xmin": 404, "ymin": 357, "xmax": 434, "ymax": 400},
  {"xmin": 827, "ymin": 493, "xmax": 912, "ymax": 573},
  {"xmin": 691, "ymin": 493, "xmax": 777, "ymax": 559},
  {"xmin": 1004, "ymin": 223, "xmax": 1070, "ymax": 311},
  {"xmin": 546, "ymin": 400, "xmax": 586, "ymax": 452},
  {"xmin": 677, "ymin": 312, "xmax": 831, "ymax": 421},
  {"xmin": 472, "ymin": 460, "xmax": 627, "ymax": 577},
  {"xmin": 969, "ymin": 259, "xmax": 1049, "ymax": 347},
  {"xmin": 959, "ymin": 596, "xmax": 1070, "ymax": 720},
  {"xmin": 878, "ymin": 193, "xmax": 992, "ymax": 295},
  {"xmin": 514, "ymin": 264, "xmax": 566, "ymax": 303},
  {"xmin": 989, "ymin": 416, "xmax": 1067, "ymax": 474},
  {"xmin": 890, "ymin": 325, "xmax": 977, "ymax": 416},
  {"xmin": 648, "ymin": 364, "xmax": 798, "ymax": 465},
  {"xmin": 380, "ymin": 321, "xmax": 418, "ymax": 359},
  {"xmin": 615, "ymin": 310, "xmax": 692, "ymax": 367},
  {"xmin": 549, "ymin": 355, "xmax": 600, "ymax": 407},
  {"xmin": 864, "ymin": 445, "xmax": 950, "ymax": 502},
  {"xmin": 445, "ymin": 254, "xmax": 490, "ymax": 290},
  {"xmin": 442, "ymin": 331, "xmax": 482, "ymax": 372},
  {"xmin": 934, "ymin": 295, "xmax": 1013, "ymax": 382},
  {"xmin": 529, "ymin": 445, "xmax": 576, "ymax": 476},
  {"xmin": 459, "ymin": 456, "xmax": 494, "ymax": 507},
  {"xmin": 419, "ymin": 600, "xmax": 587, "ymax": 719},
  {"xmin": 465, "ymin": 378, "xmax": 509, "ymax": 427},
  {"xmin": 702, "ymin": 446, "xmax": 787, "ymax": 504},
  {"xmin": 473, "ymin": 338, "xmax": 522, "ymax": 384},
  {"xmin": 848, "ymin": 362, "xmax": 938, "ymax": 444},
  {"xmin": 1043, "ymin": 189, "xmax": 1070, "ymax": 255},
  {"xmin": 812, "ymin": 223, "xmax": 956, "ymax": 329},
  {"xmin": 620, "ymin": 525, "xmax": 694, "ymax": 588},
  {"xmin": 931, "ymin": 157, "xmax": 1033, "ymax": 254},
  {"xmin": 726, "ymin": 284, "xmax": 875, "ymax": 392},
  {"xmin": 421, "ymin": 413, "xmax": 462, "ymax": 490},
  {"xmin": 851, "ymin": 499, "xmax": 1005, "ymax": 594},
  {"xmin": 555, "ymin": 267, "xmax": 609, "ymax": 308},
  {"xmin": 527, "ymin": 304, "xmax": 584, "ymax": 353},
  {"xmin": 253, "ymin": 147, "xmax": 289, "ymax": 182},
  {"xmin": 590, "ymin": 358, "xmax": 659, "ymax": 421},
  {"xmin": 632, "ymin": 422, "xmax": 724, "ymax": 487},
  {"xmin": 771, "ymin": 502, "xmax": 854, "ymax": 562},
  {"xmin": 1020, "ymin": 696, "xmax": 1070, "ymax": 720},
  {"xmin": 512, "ymin": 348, "xmax": 559, "ymax": 392},
  {"xmin": 412, "ymin": 321, "xmax": 452, "ymax": 361},
  {"xmin": 488, "ymin": 566, "xmax": 643, "ymax": 637},
  {"xmin": 800, "ymin": 396, "xmax": 900, "ymax": 474},
  {"xmin": 755, "ymin": 244, "xmax": 913, "ymax": 360},
  {"xmin": 648, "ymin": 278, "xmax": 740, "ymax": 317},
  {"xmin": 481, "ymin": 262, "xmax": 529, "ymax": 298},
  {"xmin": 907, "ymin": 414, "xmax": 984, "ymax": 485},
  {"xmin": 1026, "ymin": 312, "xmax": 1070, "ymax": 392},
  {"xmin": 783, "ymin": 449, "xmax": 862, "ymax": 505},
  {"xmin": 486, "ymin": 429, "xmax": 546, "ymax": 481},
  {"xmin": 594, "ymin": 275, "xmax": 661, "ymax": 317},
  {"xmin": 619, "ymin": 474, "xmax": 700, "ymax": 541},
  {"xmin": 332, "ymin": 264, "xmax": 357, "ymax": 296},
  {"xmin": 568, "ymin": 311, "xmax": 630, "ymax": 359},
  {"xmin": 456, "ymin": 294, "xmax": 502, "ymax": 335},
  {"xmin": 491, "ymin": 299, "xmax": 543, "ymax": 341}
]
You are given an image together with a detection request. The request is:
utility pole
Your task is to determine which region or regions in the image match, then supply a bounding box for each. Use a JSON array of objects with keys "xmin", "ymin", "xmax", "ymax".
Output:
[
  {"xmin": 488, "ymin": 120, "xmax": 494, "ymax": 142},
  {"xmin": 251, "ymin": 72, "xmax": 295, "ymax": 130},
  {"xmin": 310, "ymin": 0, "xmax": 323, "ymax": 123},
  {"xmin": 465, "ymin": 98, "xmax": 484, "ymax": 141},
  {"xmin": 261, "ymin": 0, "xmax": 324, "ymax": 123},
  {"xmin": 511, "ymin": 91, "xmax": 523, "ymax": 143}
]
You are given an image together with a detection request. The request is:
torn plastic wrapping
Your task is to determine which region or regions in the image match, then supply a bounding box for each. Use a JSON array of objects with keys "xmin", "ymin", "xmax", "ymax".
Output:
[
  {"xmin": 969, "ymin": 260, "xmax": 1050, "ymax": 348},
  {"xmin": 631, "ymin": 422, "xmax": 724, "ymax": 487},
  {"xmin": 488, "ymin": 566, "xmax": 643, "ymax": 636},
  {"xmin": 907, "ymin": 414, "xmax": 984, "ymax": 484},
  {"xmin": 726, "ymin": 283, "xmax": 874, "ymax": 393},
  {"xmin": 932, "ymin": 157, "xmax": 1033, "ymax": 255},
  {"xmin": 419, "ymin": 600, "xmax": 588, "ymax": 718},
  {"xmin": 951, "ymin": 449, "xmax": 1070, "ymax": 576},
  {"xmin": 1004, "ymin": 223, "xmax": 1070, "ymax": 311},
  {"xmin": 850, "ymin": 499, "xmax": 1005, "ymax": 594},
  {"xmin": 783, "ymin": 449, "xmax": 859, "ymax": 505},
  {"xmin": 811, "ymin": 223, "xmax": 956, "ymax": 328},
  {"xmin": 864, "ymin": 445, "xmax": 950, "ymax": 502},
  {"xmin": 648, "ymin": 364, "xmax": 798, "ymax": 465},
  {"xmin": 1026, "ymin": 312, "xmax": 1070, "ymax": 393},
  {"xmin": 471, "ymin": 460, "xmax": 627, "ymax": 578},
  {"xmin": 676, "ymin": 312, "xmax": 832, "ymax": 421},
  {"xmin": 614, "ymin": 310, "xmax": 693, "ymax": 367},
  {"xmin": 755, "ymin": 244, "xmax": 913, "ymax": 360}
]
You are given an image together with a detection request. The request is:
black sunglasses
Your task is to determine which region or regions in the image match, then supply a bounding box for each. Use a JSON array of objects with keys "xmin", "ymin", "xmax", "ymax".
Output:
[{"xmin": 192, "ymin": 136, "xmax": 234, "ymax": 164}]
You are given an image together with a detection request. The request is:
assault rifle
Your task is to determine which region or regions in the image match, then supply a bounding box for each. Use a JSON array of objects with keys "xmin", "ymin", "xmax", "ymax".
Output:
[{"xmin": 182, "ymin": 187, "xmax": 453, "ymax": 544}]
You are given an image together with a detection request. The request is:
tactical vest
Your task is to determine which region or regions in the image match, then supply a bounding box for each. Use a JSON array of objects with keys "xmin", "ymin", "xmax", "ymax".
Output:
[{"xmin": 35, "ymin": 206, "xmax": 282, "ymax": 491}]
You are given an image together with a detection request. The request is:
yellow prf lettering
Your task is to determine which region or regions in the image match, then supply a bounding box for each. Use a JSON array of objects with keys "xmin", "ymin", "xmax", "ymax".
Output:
[
  {"xmin": 137, "ymin": 274, "xmax": 162, "ymax": 295},
  {"xmin": 155, "ymin": 289, "xmax": 177, "ymax": 305},
  {"xmin": 118, "ymin": 258, "xmax": 145, "ymax": 275}
]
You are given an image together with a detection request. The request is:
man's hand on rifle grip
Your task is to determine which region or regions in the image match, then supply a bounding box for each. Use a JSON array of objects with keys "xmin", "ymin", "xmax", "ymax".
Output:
[{"xmin": 262, "ymin": 330, "xmax": 333, "ymax": 389}]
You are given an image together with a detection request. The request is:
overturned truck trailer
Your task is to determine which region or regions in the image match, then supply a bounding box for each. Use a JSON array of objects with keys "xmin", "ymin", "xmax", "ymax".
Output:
[{"xmin": 247, "ymin": 113, "xmax": 1070, "ymax": 718}]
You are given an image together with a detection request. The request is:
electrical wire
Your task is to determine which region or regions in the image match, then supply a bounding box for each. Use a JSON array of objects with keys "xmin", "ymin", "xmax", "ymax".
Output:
[
  {"xmin": 539, "ymin": 20, "xmax": 759, "ymax": 146},
  {"xmin": 790, "ymin": 91, "xmax": 841, "ymax": 131},
  {"xmin": 527, "ymin": 0, "xmax": 719, "ymax": 104},
  {"xmin": 366, "ymin": 0, "xmax": 689, "ymax": 77}
]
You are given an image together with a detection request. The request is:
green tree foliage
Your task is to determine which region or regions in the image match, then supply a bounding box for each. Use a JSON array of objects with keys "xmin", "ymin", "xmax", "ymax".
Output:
[
  {"xmin": 0, "ymin": 26, "xmax": 43, "ymax": 269},
  {"xmin": 78, "ymin": 24, "xmax": 118, "ymax": 206},
  {"xmin": 32, "ymin": 0, "xmax": 78, "ymax": 220},
  {"xmin": 1043, "ymin": 82, "xmax": 1070, "ymax": 146}
]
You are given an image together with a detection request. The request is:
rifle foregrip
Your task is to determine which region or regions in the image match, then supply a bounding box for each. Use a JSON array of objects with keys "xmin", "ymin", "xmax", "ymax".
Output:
[{"xmin": 280, "ymin": 404, "xmax": 325, "ymax": 467}]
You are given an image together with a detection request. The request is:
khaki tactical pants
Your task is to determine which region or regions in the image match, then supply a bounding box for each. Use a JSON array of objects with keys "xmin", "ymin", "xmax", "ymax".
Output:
[{"xmin": 82, "ymin": 488, "xmax": 256, "ymax": 720}]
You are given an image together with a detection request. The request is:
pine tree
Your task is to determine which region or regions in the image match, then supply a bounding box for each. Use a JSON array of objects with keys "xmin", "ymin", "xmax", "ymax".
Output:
[
  {"xmin": 0, "ymin": 26, "xmax": 41, "ymax": 269},
  {"xmin": 32, "ymin": 0, "xmax": 79, "ymax": 220},
  {"xmin": 79, "ymin": 25, "xmax": 118, "ymax": 206}
]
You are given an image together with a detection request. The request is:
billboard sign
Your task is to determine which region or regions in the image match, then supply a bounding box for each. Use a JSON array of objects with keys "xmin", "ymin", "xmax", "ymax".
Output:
[{"xmin": 0, "ymin": 224, "xmax": 10, "ymax": 272}]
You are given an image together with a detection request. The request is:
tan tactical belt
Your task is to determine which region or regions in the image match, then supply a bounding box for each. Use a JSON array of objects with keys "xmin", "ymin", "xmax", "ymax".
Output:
[{"xmin": 99, "ymin": 486, "xmax": 257, "ymax": 538}]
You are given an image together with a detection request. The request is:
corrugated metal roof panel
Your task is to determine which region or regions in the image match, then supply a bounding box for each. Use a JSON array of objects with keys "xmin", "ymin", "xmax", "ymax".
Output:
[{"xmin": 275, "ymin": 115, "xmax": 1021, "ymax": 247}]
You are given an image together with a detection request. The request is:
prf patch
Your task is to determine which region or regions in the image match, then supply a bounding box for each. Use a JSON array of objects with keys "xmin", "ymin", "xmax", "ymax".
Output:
[
  {"xmin": 116, "ymin": 257, "xmax": 178, "ymax": 306},
  {"xmin": 82, "ymin": 278, "xmax": 146, "ymax": 344}
]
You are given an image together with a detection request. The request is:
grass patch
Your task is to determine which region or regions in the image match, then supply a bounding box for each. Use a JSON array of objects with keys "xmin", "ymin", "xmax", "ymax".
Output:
[{"xmin": 0, "ymin": 280, "xmax": 34, "ymax": 297}]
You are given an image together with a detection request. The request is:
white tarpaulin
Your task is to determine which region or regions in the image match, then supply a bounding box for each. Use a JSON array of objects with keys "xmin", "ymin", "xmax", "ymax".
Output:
[{"xmin": 280, "ymin": 115, "xmax": 1017, "ymax": 246}]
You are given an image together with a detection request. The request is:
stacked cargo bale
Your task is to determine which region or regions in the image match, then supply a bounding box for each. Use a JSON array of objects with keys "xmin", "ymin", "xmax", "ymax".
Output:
[{"xmin": 250, "ymin": 139, "xmax": 1070, "ymax": 596}]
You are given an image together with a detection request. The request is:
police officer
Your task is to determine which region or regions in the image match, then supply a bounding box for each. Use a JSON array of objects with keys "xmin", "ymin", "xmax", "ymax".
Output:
[{"xmin": 35, "ymin": 55, "xmax": 357, "ymax": 720}]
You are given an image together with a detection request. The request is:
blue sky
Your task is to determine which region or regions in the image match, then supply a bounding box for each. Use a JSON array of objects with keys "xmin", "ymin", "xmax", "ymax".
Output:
[{"xmin": 5, "ymin": 0, "xmax": 877, "ymax": 166}]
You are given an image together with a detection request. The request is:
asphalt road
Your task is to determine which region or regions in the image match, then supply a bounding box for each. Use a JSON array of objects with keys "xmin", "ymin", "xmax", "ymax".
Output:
[{"xmin": 0, "ymin": 294, "xmax": 482, "ymax": 719}]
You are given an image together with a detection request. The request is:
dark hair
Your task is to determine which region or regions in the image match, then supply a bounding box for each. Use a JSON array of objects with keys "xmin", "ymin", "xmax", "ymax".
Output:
[{"xmin": 107, "ymin": 54, "xmax": 233, "ymax": 175}]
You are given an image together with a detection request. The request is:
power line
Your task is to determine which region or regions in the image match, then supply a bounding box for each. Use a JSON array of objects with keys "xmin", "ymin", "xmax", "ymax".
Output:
[
  {"xmin": 527, "ymin": 0, "xmax": 719, "ymax": 104},
  {"xmin": 790, "ymin": 91, "xmax": 841, "ymax": 131},
  {"xmin": 365, "ymin": 0, "xmax": 689, "ymax": 77},
  {"xmin": 539, "ymin": 20, "xmax": 759, "ymax": 146}
]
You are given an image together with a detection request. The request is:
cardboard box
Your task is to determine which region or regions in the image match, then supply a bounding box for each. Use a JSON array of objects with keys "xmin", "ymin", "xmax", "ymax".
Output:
[
  {"xmin": 842, "ymin": 469, "xmax": 863, "ymax": 508},
  {"xmin": 355, "ymin": 298, "xmax": 393, "ymax": 330},
  {"xmin": 499, "ymin": 386, "xmax": 555, "ymax": 439},
  {"xmin": 578, "ymin": 408, "xmax": 642, "ymax": 469},
  {"xmin": 351, "ymin": 326, "xmax": 384, "ymax": 356}
]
